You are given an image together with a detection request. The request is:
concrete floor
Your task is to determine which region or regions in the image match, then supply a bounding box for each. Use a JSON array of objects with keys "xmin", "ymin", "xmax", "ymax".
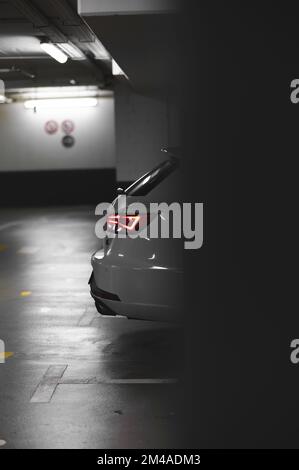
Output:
[{"xmin": 0, "ymin": 207, "xmax": 181, "ymax": 449}]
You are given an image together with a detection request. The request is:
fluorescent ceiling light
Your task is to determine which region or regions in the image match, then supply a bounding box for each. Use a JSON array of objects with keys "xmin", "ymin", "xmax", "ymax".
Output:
[
  {"xmin": 11, "ymin": 86, "xmax": 99, "ymax": 99},
  {"xmin": 24, "ymin": 98, "xmax": 98, "ymax": 109},
  {"xmin": 40, "ymin": 42, "xmax": 68, "ymax": 64},
  {"xmin": 21, "ymin": 89, "xmax": 99, "ymax": 100},
  {"xmin": 7, "ymin": 86, "xmax": 113, "ymax": 102},
  {"xmin": 0, "ymin": 95, "xmax": 12, "ymax": 104},
  {"xmin": 58, "ymin": 43, "xmax": 85, "ymax": 60}
]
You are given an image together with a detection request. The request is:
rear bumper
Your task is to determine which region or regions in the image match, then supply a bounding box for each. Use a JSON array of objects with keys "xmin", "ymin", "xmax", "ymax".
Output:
[
  {"xmin": 89, "ymin": 272, "xmax": 120, "ymax": 302},
  {"xmin": 89, "ymin": 270, "xmax": 180, "ymax": 322},
  {"xmin": 90, "ymin": 248, "xmax": 182, "ymax": 322},
  {"xmin": 89, "ymin": 272, "xmax": 120, "ymax": 316}
]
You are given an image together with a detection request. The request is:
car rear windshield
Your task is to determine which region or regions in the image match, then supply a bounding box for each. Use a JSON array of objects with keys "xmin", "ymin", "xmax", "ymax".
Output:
[{"xmin": 125, "ymin": 158, "xmax": 178, "ymax": 197}]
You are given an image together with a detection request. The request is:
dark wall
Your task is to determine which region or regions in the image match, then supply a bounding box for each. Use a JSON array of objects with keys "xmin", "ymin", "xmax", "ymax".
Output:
[
  {"xmin": 183, "ymin": 1, "xmax": 299, "ymax": 449},
  {"xmin": 0, "ymin": 169, "xmax": 116, "ymax": 206}
]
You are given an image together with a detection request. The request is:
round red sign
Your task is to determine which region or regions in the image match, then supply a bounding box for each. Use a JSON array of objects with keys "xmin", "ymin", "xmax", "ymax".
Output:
[
  {"xmin": 62, "ymin": 119, "xmax": 75, "ymax": 135},
  {"xmin": 44, "ymin": 120, "xmax": 58, "ymax": 135}
]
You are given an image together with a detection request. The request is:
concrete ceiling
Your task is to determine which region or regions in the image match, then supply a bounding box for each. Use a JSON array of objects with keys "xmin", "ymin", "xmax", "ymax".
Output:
[
  {"xmin": 0, "ymin": 0, "xmax": 112, "ymax": 89},
  {"xmin": 82, "ymin": 13, "xmax": 181, "ymax": 96},
  {"xmin": 80, "ymin": 0, "xmax": 181, "ymax": 96},
  {"xmin": 0, "ymin": 0, "xmax": 181, "ymax": 96}
]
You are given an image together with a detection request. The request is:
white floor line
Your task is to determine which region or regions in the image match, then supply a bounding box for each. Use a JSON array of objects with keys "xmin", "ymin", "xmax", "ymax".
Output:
[
  {"xmin": 98, "ymin": 378, "xmax": 178, "ymax": 384},
  {"xmin": 30, "ymin": 365, "xmax": 68, "ymax": 403},
  {"xmin": 60, "ymin": 378, "xmax": 178, "ymax": 385}
]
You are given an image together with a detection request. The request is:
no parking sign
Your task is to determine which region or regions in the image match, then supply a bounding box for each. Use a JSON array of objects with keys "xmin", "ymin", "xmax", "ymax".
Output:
[
  {"xmin": 44, "ymin": 120, "xmax": 58, "ymax": 135},
  {"xmin": 61, "ymin": 119, "xmax": 75, "ymax": 134},
  {"xmin": 44, "ymin": 119, "xmax": 76, "ymax": 147}
]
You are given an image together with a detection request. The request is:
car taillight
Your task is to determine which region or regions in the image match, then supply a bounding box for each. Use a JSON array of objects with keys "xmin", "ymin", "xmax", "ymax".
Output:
[
  {"xmin": 107, "ymin": 214, "xmax": 150, "ymax": 233},
  {"xmin": 107, "ymin": 214, "xmax": 140, "ymax": 231}
]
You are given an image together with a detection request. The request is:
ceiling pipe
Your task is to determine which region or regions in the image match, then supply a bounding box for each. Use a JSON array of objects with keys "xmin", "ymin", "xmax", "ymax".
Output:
[
  {"xmin": 0, "ymin": 66, "xmax": 35, "ymax": 79},
  {"xmin": 13, "ymin": 66, "xmax": 36, "ymax": 79}
]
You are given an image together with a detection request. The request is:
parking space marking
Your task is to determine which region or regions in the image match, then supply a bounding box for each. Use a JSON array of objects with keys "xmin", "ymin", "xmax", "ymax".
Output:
[
  {"xmin": 30, "ymin": 365, "xmax": 67, "ymax": 403},
  {"xmin": 0, "ymin": 352, "xmax": 14, "ymax": 360},
  {"xmin": 31, "ymin": 366, "xmax": 177, "ymax": 403},
  {"xmin": 18, "ymin": 246, "xmax": 40, "ymax": 254},
  {"xmin": 61, "ymin": 378, "xmax": 178, "ymax": 385},
  {"xmin": 20, "ymin": 291, "xmax": 32, "ymax": 297}
]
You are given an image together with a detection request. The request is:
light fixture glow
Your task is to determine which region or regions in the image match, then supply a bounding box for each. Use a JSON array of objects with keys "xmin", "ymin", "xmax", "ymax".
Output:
[
  {"xmin": 112, "ymin": 59, "xmax": 128, "ymax": 79},
  {"xmin": 107, "ymin": 214, "xmax": 141, "ymax": 231},
  {"xmin": 11, "ymin": 86, "xmax": 104, "ymax": 101},
  {"xmin": 151, "ymin": 266, "xmax": 168, "ymax": 270},
  {"xmin": 0, "ymin": 95, "xmax": 12, "ymax": 104},
  {"xmin": 40, "ymin": 42, "xmax": 68, "ymax": 64},
  {"xmin": 58, "ymin": 43, "xmax": 85, "ymax": 60},
  {"xmin": 23, "ymin": 89, "xmax": 98, "ymax": 100},
  {"xmin": 24, "ymin": 97, "xmax": 98, "ymax": 109}
]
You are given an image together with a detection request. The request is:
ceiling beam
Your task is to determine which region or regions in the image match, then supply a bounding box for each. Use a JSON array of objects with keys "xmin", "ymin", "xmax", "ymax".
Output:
[
  {"xmin": 9, "ymin": 0, "xmax": 107, "ymax": 85},
  {"xmin": 48, "ymin": 0, "xmax": 84, "ymax": 26},
  {"xmin": 10, "ymin": 0, "xmax": 67, "ymax": 42}
]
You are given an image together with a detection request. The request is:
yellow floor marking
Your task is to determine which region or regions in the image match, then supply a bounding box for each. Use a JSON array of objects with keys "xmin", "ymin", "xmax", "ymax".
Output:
[
  {"xmin": 20, "ymin": 291, "xmax": 32, "ymax": 297},
  {"xmin": 0, "ymin": 352, "xmax": 14, "ymax": 359},
  {"xmin": 0, "ymin": 244, "xmax": 7, "ymax": 252}
]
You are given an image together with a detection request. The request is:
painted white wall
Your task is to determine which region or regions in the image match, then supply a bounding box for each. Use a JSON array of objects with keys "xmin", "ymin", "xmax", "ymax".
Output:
[{"xmin": 0, "ymin": 97, "xmax": 115, "ymax": 172}]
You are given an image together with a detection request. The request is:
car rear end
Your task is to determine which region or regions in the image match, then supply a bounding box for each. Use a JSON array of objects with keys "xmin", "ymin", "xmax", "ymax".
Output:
[{"xmin": 90, "ymin": 151, "xmax": 183, "ymax": 322}]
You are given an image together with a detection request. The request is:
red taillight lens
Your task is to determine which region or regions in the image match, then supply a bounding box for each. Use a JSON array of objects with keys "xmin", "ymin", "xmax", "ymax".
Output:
[{"xmin": 107, "ymin": 214, "xmax": 143, "ymax": 232}]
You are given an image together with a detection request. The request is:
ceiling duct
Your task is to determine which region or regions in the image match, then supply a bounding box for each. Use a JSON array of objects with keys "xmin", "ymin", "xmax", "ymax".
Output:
[
  {"xmin": 10, "ymin": 0, "xmax": 110, "ymax": 59},
  {"xmin": 47, "ymin": 0, "xmax": 110, "ymax": 59},
  {"xmin": 10, "ymin": 0, "xmax": 68, "ymax": 43},
  {"xmin": 10, "ymin": 0, "xmax": 49, "ymax": 28},
  {"xmin": 47, "ymin": 0, "xmax": 96, "ymax": 42},
  {"xmin": 9, "ymin": 0, "xmax": 108, "ymax": 85},
  {"xmin": 47, "ymin": 0, "xmax": 82, "ymax": 26}
]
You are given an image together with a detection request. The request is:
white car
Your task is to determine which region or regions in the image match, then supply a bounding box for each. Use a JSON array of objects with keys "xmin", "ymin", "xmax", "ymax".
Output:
[{"xmin": 89, "ymin": 149, "xmax": 183, "ymax": 322}]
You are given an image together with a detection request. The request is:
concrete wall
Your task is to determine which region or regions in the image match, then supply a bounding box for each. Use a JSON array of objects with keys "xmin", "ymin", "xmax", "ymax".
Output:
[
  {"xmin": 78, "ymin": 0, "xmax": 179, "ymax": 16},
  {"xmin": 0, "ymin": 96, "xmax": 115, "ymax": 172},
  {"xmin": 0, "ymin": 83, "xmax": 180, "ymax": 199},
  {"xmin": 114, "ymin": 82, "xmax": 180, "ymax": 182}
]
